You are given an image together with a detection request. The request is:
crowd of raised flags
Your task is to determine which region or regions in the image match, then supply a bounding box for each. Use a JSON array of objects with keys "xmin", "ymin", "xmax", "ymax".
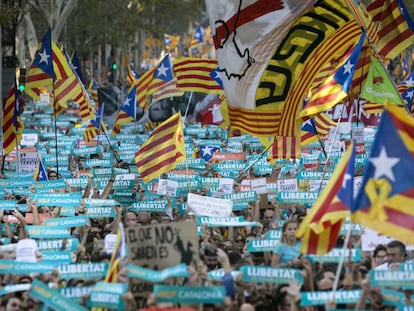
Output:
[{"xmin": 1, "ymin": 0, "xmax": 414, "ymax": 310}]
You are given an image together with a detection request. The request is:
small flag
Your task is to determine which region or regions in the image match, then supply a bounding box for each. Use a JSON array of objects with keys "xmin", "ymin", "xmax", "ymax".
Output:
[{"xmin": 135, "ymin": 113, "xmax": 186, "ymax": 182}]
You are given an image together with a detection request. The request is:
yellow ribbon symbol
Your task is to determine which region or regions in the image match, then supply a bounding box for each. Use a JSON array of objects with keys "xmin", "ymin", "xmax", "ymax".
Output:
[{"xmin": 365, "ymin": 178, "xmax": 392, "ymax": 222}]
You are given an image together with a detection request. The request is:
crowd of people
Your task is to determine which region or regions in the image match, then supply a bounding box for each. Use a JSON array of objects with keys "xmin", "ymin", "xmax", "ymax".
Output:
[{"xmin": 0, "ymin": 97, "xmax": 412, "ymax": 311}]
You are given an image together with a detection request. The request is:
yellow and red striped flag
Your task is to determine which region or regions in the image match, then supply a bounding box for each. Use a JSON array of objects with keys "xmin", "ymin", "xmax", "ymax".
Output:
[
  {"xmin": 367, "ymin": 0, "xmax": 414, "ymax": 60},
  {"xmin": 297, "ymin": 142, "xmax": 355, "ymax": 255},
  {"xmin": 174, "ymin": 58, "xmax": 224, "ymax": 94},
  {"xmin": 3, "ymin": 82, "xmax": 24, "ymax": 155},
  {"xmin": 135, "ymin": 113, "xmax": 186, "ymax": 182}
]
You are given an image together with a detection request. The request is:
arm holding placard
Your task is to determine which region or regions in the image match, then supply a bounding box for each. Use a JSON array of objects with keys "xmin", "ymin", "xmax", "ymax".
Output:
[
  {"xmin": 30, "ymin": 200, "xmax": 41, "ymax": 226},
  {"xmin": 100, "ymin": 168, "xmax": 116, "ymax": 199},
  {"xmin": 12, "ymin": 209, "xmax": 28, "ymax": 239}
]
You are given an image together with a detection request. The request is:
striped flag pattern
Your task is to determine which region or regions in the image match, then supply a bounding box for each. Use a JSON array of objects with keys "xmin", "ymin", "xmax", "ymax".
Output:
[
  {"xmin": 105, "ymin": 222, "xmax": 127, "ymax": 282},
  {"xmin": 301, "ymin": 31, "xmax": 366, "ymax": 118},
  {"xmin": 151, "ymin": 78, "xmax": 184, "ymax": 103},
  {"xmin": 174, "ymin": 58, "xmax": 224, "ymax": 94},
  {"xmin": 126, "ymin": 64, "xmax": 139, "ymax": 85},
  {"xmin": 269, "ymin": 136, "xmax": 301, "ymax": 161},
  {"xmin": 297, "ymin": 142, "xmax": 355, "ymax": 255},
  {"xmin": 367, "ymin": 0, "xmax": 414, "ymax": 60},
  {"xmin": 352, "ymin": 105, "xmax": 414, "ymax": 245},
  {"xmin": 112, "ymin": 86, "xmax": 137, "ymax": 135},
  {"xmin": 3, "ymin": 82, "xmax": 24, "ymax": 155},
  {"xmin": 89, "ymin": 79, "xmax": 99, "ymax": 106},
  {"xmin": 135, "ymin": 113, "xmax": 186, "ymax": 182}
]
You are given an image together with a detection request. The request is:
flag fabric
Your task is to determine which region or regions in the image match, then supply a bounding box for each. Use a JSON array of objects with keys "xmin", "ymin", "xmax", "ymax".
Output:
[
  {"xmin": 403, "ymin": 86, "xmax": 414, "ymax": 112},
  {"xmin": 209, "ymin": 67, "xmax": 223, "ymax": 88},
  {"xmin": 164, "ymin": 34, "xmax": 180, "ymax": 51},
  {"xmin": 206, "ymin": 0, "xmax": 359, "ymax": 137},
  {"xmin": 268, "ymin": 136, "xmax": 301, "ymax": 162},
  {"xmin": 401, "ymin": 53, "xmax": 410, "ymax": 80},
  {"xmin": 105, "ymin": 222, "xmax": 127, "ymax": 283},
  {"xmin": 71, "ymin": 50, "xmax": 85, "ymax": 84},
  {"xmin": 134, "ymin": 66, "xmax": 156, "ymax": 110},
  {"xmin": 25, "ymin": 28, "xmax": 54, "ymax": 100},
  {"xmin": 3, "ymin": 82, "xmax": 24, "ymax": 155},
  {"xmin": 174, "ymin": 58, "xmax": 224, "ymax": 94},
  {"xmin": 189, "ymin": 26, "xmax": 204, "ymax": 55},
  {"xmin": 135, "ymin": 55, "xmax": 173, "ymax": 111},
  {"xmin": 151, "ymin": 78, "xmax": 184, "ymax": 103},
  {"xmin": 297, "ymin": 141, "xmax": 355, "ymax": 255},
  {"xmin": 345, "ymin": 0, "xmax": 379, "ymax": 43},
  {"xmin": 366, "ymin": 0, "xmax": 414, "ymax": 60},
  {"xmin": 112, "ymin": 86, "xmax": 137, "ymax": 135},
  {"xmin": 89, "ymin": 79, "xmax": 100, "ymax": 105},
  {"xmin": 126, "ymin": 64, "xmax": 140, "ymax": 85},
  {"xmin": 84, "ymin": 103, "xmax": 105, "ymax": 142},
  {"xmin": 195, "ymin": 94, "xmax": 226, "ymax": 126},
  {"xmin": 301, "ymin": 32, "xmax": 366, "ymax": 118},
  {"xmin": 352, "ymin": 105, "xmax": 414, "ymax": 245},
  {"xmin": 360, "ymin": 55, "xmax": 405, "ymax": 106},
  {"xmin": 301, "ymin": 118, "xmax": 319, "ymax": 146},
  {"xmin": 403, "ymin": 70, "xmax": 414, "ymax": 86},
  {"xmin": 198, "ymin": 145, "xmax": 219, "ymax": 161},
  {"xmin": 33, "ymin": 157, "xmax": 49, "ymax": 181},
  {"xmin": 135, "ymin": 113, "xmax": 186, "ymax": 182}
]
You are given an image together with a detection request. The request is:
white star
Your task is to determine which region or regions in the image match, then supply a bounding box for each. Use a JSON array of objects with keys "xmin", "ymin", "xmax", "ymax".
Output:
[
  {"xmin": 343, "ymin": 60, "xmax": 354, "ymax": 75},
  {"xmin": 342, "ymin": 173, "xmax": 352, "ymax": 189},
  {"xmin": 404, "ymin": 77, "xmax": 414, "ymax": 85},
  {"xmin": 39, "ymin": 172, "xmax": 44, "ymax": 179},
  {"xmin": 369, "ymin": 146, "xmax": 400, "ymax": 181},
  {"xmin": 302, "ymin": 119, "xmax": 313, "ymax": 128},
  {"xmin": 201, "ymin": 146, "xmax": 214, "ymax": 156},
  {"xmin": 38, "ymin": 49, "xmax": 50, "ymax": 64},
  {"xmin": 156, "ymin": 63, "xmax": 169, "ymax": 77},
  {"xmin": 123, "ymin": 97, "xmax": 131, "ymax": 107},
  {"xmin": 406, "ymin": 90, "xmax": 414, "ymax": 100}
]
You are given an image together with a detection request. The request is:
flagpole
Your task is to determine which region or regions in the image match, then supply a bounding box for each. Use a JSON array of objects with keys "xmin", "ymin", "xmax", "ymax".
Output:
[
  {"xmin": 237, "ymin": 141, "xmax": 273, "ymax": 182},
  {"xmin": 182, "ymin": 91, "xmax": 193, "ymax": 124},
  {"xmin": 99, "ymin": 122, "xmax": 121, "ymax": 164},
  {"xmin": 15, "ymin": 133, "xmax": 20, "ymax": 178},
  {"xmin": 53, "ymin": 89, "xmax": 60, "ymax": 176},
  {"xmin": 330, "ymin": 220, "xmax": 353, "ymax": 302}
]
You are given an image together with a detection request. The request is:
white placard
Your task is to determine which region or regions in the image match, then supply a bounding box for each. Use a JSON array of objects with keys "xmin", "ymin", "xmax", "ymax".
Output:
[
  {"xmin": 218, "ymin": 178, "xmax": 234, "ymax": 194},
  {"xmin": 361, "ymin": 227, "xmax": 414, "ymax": 252},
  {"xmin": 166, "ymin": 179, "xmax": 179, "ymax": 197},
  {"xmin": 250, "ymin": 178, "xmax": 268, "ymax": 195},
  {"xmin": 187, "ymin": 193, "xmax": 233, "ymax": 217},
  {"xmin": 277, "ymin": 178, "xmax": 298, "ymax": 192},
  {"xmin": 157, "ymin": 178, "xmax": 167, "ymax": 195},
  {"xmin": 18, "ymin": 151, "xmax": 38, "ymax": 173},
  {"xmin": 39, "ymin": 93, "xmax": 50, "ymax": 104},
  {"xmin": 16, "ymin": 238, "xmax": 38, "ymax": 262},
  {"xmin": 104, "ymin": 234, "xmax": 117, "ymax": 254},
  {"xmin": 20, "ymin": 133, "xmax": 39, "ymax": 147}
]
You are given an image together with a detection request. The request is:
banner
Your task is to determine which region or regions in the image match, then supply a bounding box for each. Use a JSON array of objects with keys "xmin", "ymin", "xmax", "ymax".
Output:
[{"xmin": 126, "ymin": 221, "xmax": 199, "ymax": 308}]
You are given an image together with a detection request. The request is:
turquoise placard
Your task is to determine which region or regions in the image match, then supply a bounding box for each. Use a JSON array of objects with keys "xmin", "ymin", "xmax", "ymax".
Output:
[
  {"xmin": 221, "ymin": 191, "xmax": 257, "ymax": 203},
  {"xmin": 37, "ymin": 238, "xmax": 79, "ymax": 252},
  {"xmin": 369, "ymin": 270, "xmax": 414, "ymax": 289},
  {"xmin": 29, "ymin": 279, "xmax": 88, "ymax": 311},
  {"xmin": 300, "ymin": 290, "xmax": 361, "ymax": 306},
  {"xmin": 57, "ymin": 263, "xmax": 108, "ymax": 280},
  {"xmin": 87, "ymin": 282, "xmax": 127, "ymax": 311},
  {"xmin": 44, "ymin": 216, "xmax": 87, "ymax": 228},
  {"xmin": 28, "ymin": 225, "xmax": 71, "ymax": 239},
  {"xmin": 247, "ymin": 239, "xmax": 279, "ymax": 252},
  {"xmin": 0, "ymin": 260, "xmax": 54, "ymax": 274},
  {"xmin": 240, "ymin": 266, "xmax": 303, "ymax": 285},
  {"xmin": 306, "ymin": 248, "xmax": 361, "ymax": 263},
  {"xmin": 130, "ymin": 200, "xmax": 168, "ymax": 213},
  {"xmin": 60, "ymin": 286, "xmax": 92, "ymax": 302},
  {"xmin": 0, "ymin": 284, "xmax": 31, "ymax": 296},
  {"xmin": 154, "ymin": 285, "xmax": 226, "ymax": 304},
  {"xmin": 127, "ymin": 263, "xmax": 189, "ymax": 282},
  {"xmin": 41, "ymin": 251, "xmax": 73, "ymax": 264}
]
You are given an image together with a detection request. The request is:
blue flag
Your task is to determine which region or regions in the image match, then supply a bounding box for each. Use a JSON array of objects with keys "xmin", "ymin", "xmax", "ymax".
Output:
[{"xmin": 199, "ymin": 145, "xmax": 219, "ymax": 161}]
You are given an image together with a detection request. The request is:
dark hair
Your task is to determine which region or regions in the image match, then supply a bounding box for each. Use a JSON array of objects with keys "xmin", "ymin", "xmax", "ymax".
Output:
[
  {"xmin": 373, "ymin": 244, "xmax": 387, "ymax": 258},
  {"xmin": 387, "ymin": 240, "xmax": 406, "ymax": 257}
]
